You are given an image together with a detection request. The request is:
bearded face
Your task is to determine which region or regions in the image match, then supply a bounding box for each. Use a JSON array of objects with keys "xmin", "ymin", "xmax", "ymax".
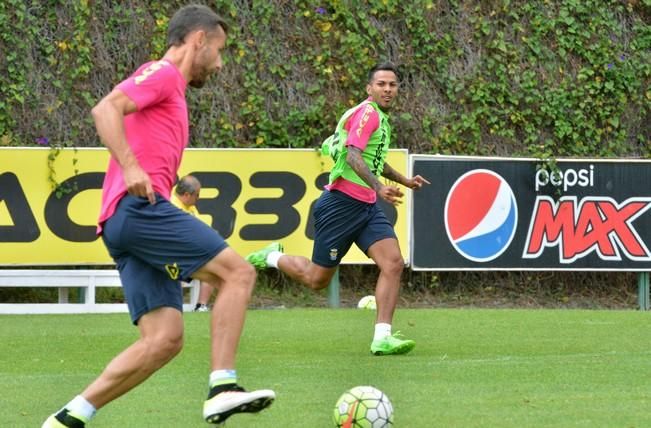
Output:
[{"xmin": 189, "ymin": 28, "xmax": 226, "ymax": 88}]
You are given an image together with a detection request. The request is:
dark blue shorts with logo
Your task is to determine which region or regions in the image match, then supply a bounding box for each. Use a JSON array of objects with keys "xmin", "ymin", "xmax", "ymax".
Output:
[
  {"xmin": 102, "ymin": 194, "xmax": 227, "ymax": 324},
  {"xmin": 312, "ymin": 190, "xmax": 396, "ymax": 268}
]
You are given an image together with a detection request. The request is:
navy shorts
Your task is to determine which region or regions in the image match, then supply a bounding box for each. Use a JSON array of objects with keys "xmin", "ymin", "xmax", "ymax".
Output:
[
  {"xmin": 312, "ymin": 190, "xmax": 396, "ymax": 267},
  {"xmin": 102, "ymin": 194, "xmax": 228, "ymax": 324}
]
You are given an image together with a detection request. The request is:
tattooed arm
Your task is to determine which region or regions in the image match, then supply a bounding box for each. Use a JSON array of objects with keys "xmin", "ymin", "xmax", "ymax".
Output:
[
  {"xmin": 346, "ymin": 147, "xmax": 404, "ymax": 205},
  {"xmin": 382, "ymin": 162, "xmax": 431, "ymax": 190},
  {"xmin": 346, "ymin": 146, "xmax": 383, "ymax": 192}
]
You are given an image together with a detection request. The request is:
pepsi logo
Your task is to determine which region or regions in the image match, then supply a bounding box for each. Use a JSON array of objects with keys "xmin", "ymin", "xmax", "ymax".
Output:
[{"xmin": 444, "ymin": 169, "xmax": 518, "ymax": 262}]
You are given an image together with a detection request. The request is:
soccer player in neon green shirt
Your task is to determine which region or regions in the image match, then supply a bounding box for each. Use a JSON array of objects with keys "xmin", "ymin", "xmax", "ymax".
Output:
[{"xmin": 247, "ymin": 62, "xmax": 430, "ymax": 355}]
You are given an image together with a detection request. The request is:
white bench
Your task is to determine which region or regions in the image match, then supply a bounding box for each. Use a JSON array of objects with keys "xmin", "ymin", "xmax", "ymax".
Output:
[{"xmin": 0, "ymin": 269, "xmax": 199, "ymax": 314}]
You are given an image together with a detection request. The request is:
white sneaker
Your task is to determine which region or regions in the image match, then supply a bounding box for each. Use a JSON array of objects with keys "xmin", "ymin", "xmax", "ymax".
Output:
[
  {"xmin": 42, "ymin": 415, "xmax": 67, "ymax": 428},
  {"xmin": 203, "ymin": 385, "xmax": 275, "ymax": 424},
  {"xmin": 42, "ymin": 411, "xmax": 86, "ymax": 427},
  {"xmin": 194, "ymin": 304, "xmax": 210, "ymax": 312}
]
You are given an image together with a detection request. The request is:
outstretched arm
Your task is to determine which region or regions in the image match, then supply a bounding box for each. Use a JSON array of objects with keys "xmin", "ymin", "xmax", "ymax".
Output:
[{"xmin": 382, "ymin": 162, "xmax": 431, "ymax": 190}]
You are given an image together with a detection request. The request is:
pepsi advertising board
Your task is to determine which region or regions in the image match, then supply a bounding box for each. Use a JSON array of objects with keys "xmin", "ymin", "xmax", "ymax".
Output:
[{"xmin": 411, "ymin": 156, "xmax": 651, "ymax": 271}]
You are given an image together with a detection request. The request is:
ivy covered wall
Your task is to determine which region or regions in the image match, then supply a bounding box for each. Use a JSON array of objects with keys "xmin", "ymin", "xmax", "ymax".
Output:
[{"xmin": 0, "ymin": 0, "xmax": 648, "ymax": 158}]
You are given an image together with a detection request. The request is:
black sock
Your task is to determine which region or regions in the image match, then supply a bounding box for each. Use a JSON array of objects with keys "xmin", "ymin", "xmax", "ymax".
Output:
[{"xmin": 208, "ymin": 382, "xmax": 244, "ymax": 399}]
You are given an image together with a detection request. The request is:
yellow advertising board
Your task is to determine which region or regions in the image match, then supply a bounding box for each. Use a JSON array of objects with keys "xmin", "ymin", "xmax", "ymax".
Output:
[{"xmin": 0, "ymin": 148, "xmax": 409, "ymax": 265}]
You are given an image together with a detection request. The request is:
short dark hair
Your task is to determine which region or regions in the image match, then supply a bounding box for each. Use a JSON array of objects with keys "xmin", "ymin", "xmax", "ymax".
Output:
[
  {"xmin": 367, "ymin": 61, "xmax": 400, "ymax": 83},
  {"xmin": 176, "ymin": 175, "xmax": 200, "ymax": 195},
  {"xmin": 167, "ymin": 4, "xmax": 229, "ymax": 47}
]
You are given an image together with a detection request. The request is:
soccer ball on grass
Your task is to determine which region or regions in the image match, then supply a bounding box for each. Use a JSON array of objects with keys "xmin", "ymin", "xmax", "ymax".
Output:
[
  {"xmin": 357, "ymin": 295, "xmax": 377, "ymax": 310},
  {"xmin": 333, "ymin": 385, "xmax": 393, "ymax": 427}
]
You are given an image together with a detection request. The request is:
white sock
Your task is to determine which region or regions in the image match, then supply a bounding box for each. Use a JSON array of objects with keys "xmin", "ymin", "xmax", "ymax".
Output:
[
  {"xmin": 64, "ymin": 395, "xmax": 96, "ymax": 422},
  {"xmin": 266, "ymin": 251, "xmax": 284, "ymax": 269},
  {"xmin": 209, "ymin": 369, "xmax": 237, "ymax": 388},
  {"xmin": 373, "ymin": 323, "xmax": 392, "ymax": 341}
]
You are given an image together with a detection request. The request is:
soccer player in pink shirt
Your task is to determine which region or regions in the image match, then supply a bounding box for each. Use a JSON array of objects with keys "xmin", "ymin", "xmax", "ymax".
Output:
[{"xmin": 42, "ymin": 5, "xmax": 274, "ymax": 427}]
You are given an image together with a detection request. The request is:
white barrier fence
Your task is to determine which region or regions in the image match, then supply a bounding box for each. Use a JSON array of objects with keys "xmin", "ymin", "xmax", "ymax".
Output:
[{"xmin": 0, "ymin": 270, "xmax": 200, "ymax": 314}]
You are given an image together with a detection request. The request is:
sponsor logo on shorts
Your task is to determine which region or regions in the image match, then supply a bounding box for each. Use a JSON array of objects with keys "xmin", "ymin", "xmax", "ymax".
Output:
[
  {"xmin": 165, "ymin": 262, "xmax": 180, "ymax": 280},
  {"xmin": 329, "ymin": 248, "xmax": 338, "ymax": 261}
]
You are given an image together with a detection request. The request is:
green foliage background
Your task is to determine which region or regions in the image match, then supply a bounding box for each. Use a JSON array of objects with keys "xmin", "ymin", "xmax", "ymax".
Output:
[{"xmin": 0, "ymin": 0, "xmax": 648, "ymax": 158}]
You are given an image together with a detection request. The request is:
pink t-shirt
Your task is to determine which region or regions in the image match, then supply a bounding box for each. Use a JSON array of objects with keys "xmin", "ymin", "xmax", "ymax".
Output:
[
  {"xmin": 97, "ymin": 60, "xmax": 188, "ymax": 233},
  {"xmin": 327, "ymin": 98, "xmax": 380, "ymax": 203}
]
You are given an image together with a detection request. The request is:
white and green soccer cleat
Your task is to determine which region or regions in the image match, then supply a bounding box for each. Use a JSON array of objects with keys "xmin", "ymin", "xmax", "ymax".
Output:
[
  {"xmin": 370, "ymin": 332, "xmax": 416, "ymax": 356},
  {"xmin": 42, "ymin": 410, "xmax": 86, "ymax": 428},
  {"xmin": 203, "ymin": 384, "xmax": 275, "ymax": 424},
  {"xmin": 245, "ymin": 242, "xmax": 283, "ymax": 269}
]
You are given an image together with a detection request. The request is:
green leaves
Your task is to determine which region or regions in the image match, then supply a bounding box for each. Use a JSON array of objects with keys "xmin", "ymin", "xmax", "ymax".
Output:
[
  {"xmin": 0, "ymin": 0, "xmax": 646, "ymax": 160},
  {"xmin": 431, "ymin": 0, "xmax": 648, "ymax": 159}
]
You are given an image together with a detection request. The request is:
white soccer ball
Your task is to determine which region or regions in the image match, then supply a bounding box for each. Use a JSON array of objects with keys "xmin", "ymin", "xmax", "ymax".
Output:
[
  {"xmin": 357, "ymin": 295, "xmax": 376, "ymax": 310},
  {"xmin": 333, "ymin": 385, "xmax": 394, "ymax": 427}
]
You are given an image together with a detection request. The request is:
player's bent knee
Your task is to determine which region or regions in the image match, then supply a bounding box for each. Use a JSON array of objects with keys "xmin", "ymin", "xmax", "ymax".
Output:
[
  {"xmin": 149, "ymin": 334, "xmax": 183, "ymax": 364},
  {"xmin": 309, "ymin": 278, "xmax": 330, "ymax": 291},
  {"xmin": 383, "ymin": 257, "xmax": 404, "ymax": 277},
  {"xmin": 307, "ymin": 270, "xmax": 333, "ymax": 290},
  {"xmin": 235, "ymin": 262, "xmax": 256, "ymax": 286},
  {"xmin": 222, "ymin": 262, "xmax": 256, "ymax": 295}
]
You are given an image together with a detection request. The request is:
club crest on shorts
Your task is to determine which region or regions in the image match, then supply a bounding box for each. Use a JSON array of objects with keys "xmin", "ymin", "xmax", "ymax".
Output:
[
  {"xmin": 165, "ymin": 262, "xmax": 180, "ymax": 280},
  {"xmin": 329, "ymin": 248, "xmax": 338, "ymax": 261}
]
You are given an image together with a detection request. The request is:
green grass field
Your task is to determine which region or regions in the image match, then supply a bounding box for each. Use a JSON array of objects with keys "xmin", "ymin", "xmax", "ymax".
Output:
[{"xmin": 2, "ymin": 308, "xmax": 651, "ymax": 427}]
